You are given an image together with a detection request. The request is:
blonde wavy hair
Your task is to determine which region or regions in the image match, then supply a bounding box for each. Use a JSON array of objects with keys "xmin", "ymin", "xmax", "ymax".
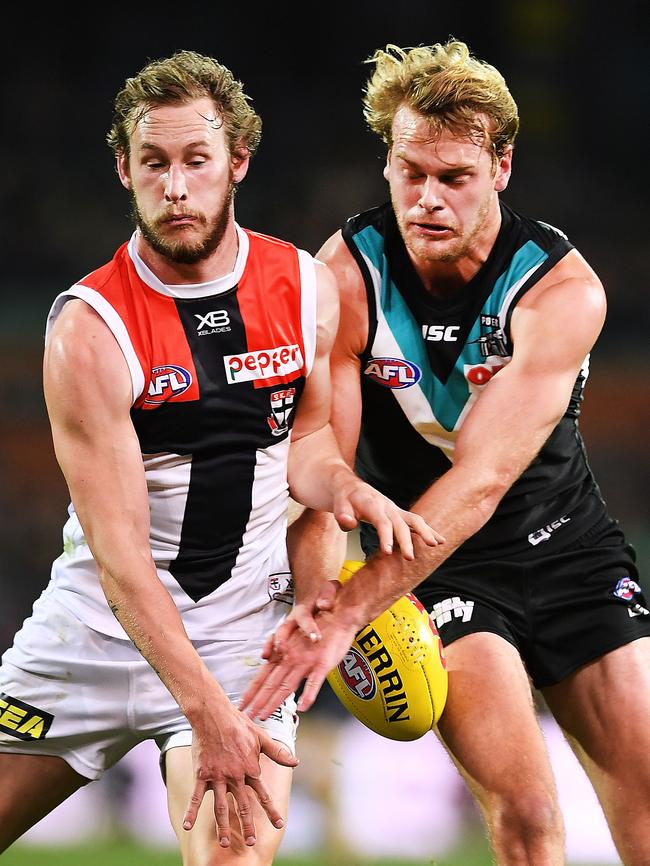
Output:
[
  {"xmin": 107, "ymin": 50, "xmax": 262, "ymax": 160},
  {"xmin": 364, "ymin": 40, "xmax": 519, "ymax": 157}
]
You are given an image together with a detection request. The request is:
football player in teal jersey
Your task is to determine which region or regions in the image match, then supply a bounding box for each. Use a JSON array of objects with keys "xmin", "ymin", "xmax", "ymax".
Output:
[{"xmin": 244, "ymin": 40, "xmax": 650, "ymax": 866}]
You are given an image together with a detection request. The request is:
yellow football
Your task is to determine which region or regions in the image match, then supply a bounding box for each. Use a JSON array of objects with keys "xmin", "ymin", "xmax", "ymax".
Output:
[{"xmin": 326, "ymin": 560, "xmax": 448, "ymax": 741}]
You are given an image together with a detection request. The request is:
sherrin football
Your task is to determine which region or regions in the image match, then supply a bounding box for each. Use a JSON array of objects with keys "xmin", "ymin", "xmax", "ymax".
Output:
[{"xmin": 326, "ymin": 560, "xmax": 448, "ymax": 741}]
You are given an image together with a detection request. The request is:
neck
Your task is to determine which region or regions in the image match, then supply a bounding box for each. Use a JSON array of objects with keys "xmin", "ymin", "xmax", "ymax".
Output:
[{"xmin": 135, "ymin": 214, "xmax": 239, "ymax": 285}]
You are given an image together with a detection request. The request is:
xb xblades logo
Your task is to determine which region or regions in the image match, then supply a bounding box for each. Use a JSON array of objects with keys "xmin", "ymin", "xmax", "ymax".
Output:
[{"xmin": 195, "ymin": 310, "xmax": 231, "ymax": 335}]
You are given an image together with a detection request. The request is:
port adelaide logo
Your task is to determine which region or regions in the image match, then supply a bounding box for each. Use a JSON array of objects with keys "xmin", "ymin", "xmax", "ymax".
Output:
[{"xmin": 364, "ymin": 357, "xmax": 422, "ymax": 389}]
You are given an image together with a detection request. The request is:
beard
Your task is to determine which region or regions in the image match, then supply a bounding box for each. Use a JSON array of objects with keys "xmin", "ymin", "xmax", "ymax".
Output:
[
  {"xmin": 397, "ymin": 191, "xmax": 493, "ymax": 265},
  {"xmin": 131, "ymin": 183, "xmax": 235, "ymax": 265}
]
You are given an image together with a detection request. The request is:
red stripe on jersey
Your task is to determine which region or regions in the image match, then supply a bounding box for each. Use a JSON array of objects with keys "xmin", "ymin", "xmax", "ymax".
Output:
[
  {"xmin": 235, "ymin": 230, "xmax": 306, "ymax": 390},
  {"xmin": 79, "ymin": 244, "xmax": 200, "ymax": 410}
]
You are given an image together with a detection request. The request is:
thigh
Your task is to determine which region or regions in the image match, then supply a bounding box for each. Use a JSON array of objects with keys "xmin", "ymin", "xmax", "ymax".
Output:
[
  {"xmin": 165, "ymin": 745, "xmax": 293, "ymax": 866},
  {"xmin": 0, "ymin": 752, "xmax": 88, "ymax": 851},
  {"xmin": 543, "ymin": 637, "xmax": 650, "ymax": 811},
  {"xmin": 437, "ymin": 632, "xmax": 556, "ymax": 803}
]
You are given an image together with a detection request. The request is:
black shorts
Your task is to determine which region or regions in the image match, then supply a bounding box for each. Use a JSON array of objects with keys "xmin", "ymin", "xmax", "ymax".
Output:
[{"xmin": 412, "ymin": 517, "xmax": 650, "ymax": 689}]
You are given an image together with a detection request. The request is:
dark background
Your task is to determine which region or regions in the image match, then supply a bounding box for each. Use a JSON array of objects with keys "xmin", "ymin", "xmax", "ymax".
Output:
[{"xmin": 1, "ymin": 0, "xmax": 648, "ymax": 651}]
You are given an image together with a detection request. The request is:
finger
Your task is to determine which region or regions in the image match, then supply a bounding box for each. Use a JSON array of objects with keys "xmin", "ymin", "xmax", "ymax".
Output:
[
  {"xmin": 247, "ymin": 775, "xmax": 286, "ymax": 830},
  {"xmin": 261, "ymin": 632, "xmax": 274, "ymax": 661},
  {"xmin": 263, "ymin": 620, "xmax": 294, "ymax": 661},
  {"xmin": 372, "ymin": 513, "xmax": 395, "ymax": 555},
  {"xmin": 231, "ymin": 783, "xmax": 257, "ymax": 846},
  {"xmin": 239, "ymin": 663, "xmax": 273, "ymax": 712},
  {"xmin": 389, "ymin": 511, "xmax": 415, "ymax": 560},
  {"xmin": 404, "ymin": 511, "xmax": 445, "ymax": 546},
  {"xmin": 292, "ymin": 607, "xmax": 322, "ymax": 642},
  {"xmin": 296, "ymin": 668, "xmax": 328, "ymax": 712},
  {"xmin": 182, "ymin": 778, "xmax": 207, "ymax": 831},
  {"xmin": 213, "ymin": 782, "xmax": 231, "ymax": 847},
  {"xmin": 259, "ymin": 730, "xmax": 300, "ymax": 768},
  {"xmin": 246, "ymin": 665, "xmax": 304, "ymax": 721}
]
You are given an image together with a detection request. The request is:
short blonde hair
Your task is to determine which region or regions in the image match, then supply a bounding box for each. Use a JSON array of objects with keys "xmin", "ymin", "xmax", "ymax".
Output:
[
  {"xmin": 363, "ymin": 40, "xmax": 519, "ymax": 156},
  {"xmin": 107, "ymin": 50, "xmax": 262, "ymax": 159}
]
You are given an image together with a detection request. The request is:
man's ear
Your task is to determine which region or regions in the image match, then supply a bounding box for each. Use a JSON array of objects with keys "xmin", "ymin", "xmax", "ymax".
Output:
[
  {"xmin": 494, "ymin": 144, "xmax": 513, "ymax": 193},
  {"xmin": 232, "ymin": 146, "xmax": 250, "ymax": 185},
  {"xmin": 382, "ymin": 150, "xmax": 392, "ymax": 182},
  {"xmin": 116, "ymin": 152, "xmax": 132, "ymax": 191}
]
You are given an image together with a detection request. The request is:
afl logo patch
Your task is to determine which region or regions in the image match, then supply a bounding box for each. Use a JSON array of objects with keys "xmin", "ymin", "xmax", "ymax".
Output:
[
  {"xmin": 364, "ymin": 357, "xmax": 421, "ymax": 389},
  {"xmin": 145, "ymin": 365, "xmax": 193, "ymax": 405},
  {"xmin": 338, "ymin": 649, "xmax": 377, "ymax": 700}
]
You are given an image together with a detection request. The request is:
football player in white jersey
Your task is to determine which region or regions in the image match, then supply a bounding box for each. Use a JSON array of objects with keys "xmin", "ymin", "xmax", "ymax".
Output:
[{"xmin": 0, "ymin": 51, "xmax": 441, "ymax": 864}]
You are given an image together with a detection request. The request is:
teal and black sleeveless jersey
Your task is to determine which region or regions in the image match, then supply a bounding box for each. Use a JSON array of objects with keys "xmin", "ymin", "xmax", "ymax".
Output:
[{"xmin": 344, "ymin": 201, "xmax": 606, "ymax": 561}]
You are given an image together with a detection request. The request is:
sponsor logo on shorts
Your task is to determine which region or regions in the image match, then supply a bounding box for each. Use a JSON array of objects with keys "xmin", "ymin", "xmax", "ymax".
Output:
[
  {"xmin": 0, "ymin": 693, "xmax": 53, "ymax": 741},
  {"xmin": 268, "ymin": 572, "xmax": 294, "ymax": 605},
  {"xmin": 224, "ymin": 345, "xmax": 303, "ymax": 385},
  {"xmin": 611, "ymin": 577, "xmax": 650, "ymax": 617},
  {"xmin": 145, "ymin": 365, "xmax": 192, "ymax": 405},
  {"xmin": 267, "ymin": 388, "xmax": 295, "ymax": 437},
  {"xmin": 430, "ymin": 597, "xmax": 475, "ymax": 629},
  {"xmin": 194, "ymin": 309, "xmax": 231, "ymax": 336},
  {"xmin": 364, "ymin": 357, "xmax": 421, "ymax": 389},
  {"xmin": 527, "ymin": 515, "xmax": 571, "ymax": 546},
  {"xmin": 338, "ymin": 649, "xmax": 377, "ymax": 700}
]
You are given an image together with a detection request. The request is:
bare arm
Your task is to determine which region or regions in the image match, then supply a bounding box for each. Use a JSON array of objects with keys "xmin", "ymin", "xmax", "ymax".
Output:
[
  {"xmin": 243, "ymin": 247, "xmax": 607, "ymax": 716},
  {"xmin": 44, "ymin": 300, "xmax": 296, "ymax": 844},
  {"xmin": 287, "ymin": 259, "xmax": 440, "ymax": 559}
]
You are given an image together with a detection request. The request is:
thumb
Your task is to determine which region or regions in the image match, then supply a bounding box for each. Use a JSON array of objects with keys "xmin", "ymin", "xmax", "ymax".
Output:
[
  {"xmin": 332, "ymin": 489, "xmax": 358, "ymax": 532},
  {"xmin": 316, "ymin": 579, "xmax": 341, "ymax": 610},
  {"xmin": 259, "ymin": 731, "xmax": 299, "ymax": 768}
]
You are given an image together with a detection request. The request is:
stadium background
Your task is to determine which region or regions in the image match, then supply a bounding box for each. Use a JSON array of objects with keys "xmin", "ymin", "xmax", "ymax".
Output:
[{"xmin": 1, "ymin": 2, "xmax": 647, "ymax": 864}]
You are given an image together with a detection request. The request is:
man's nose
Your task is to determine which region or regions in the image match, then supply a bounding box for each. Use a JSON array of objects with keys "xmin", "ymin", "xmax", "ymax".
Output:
[
  {"xmin": 163, "ymin": 166, "xmax": 188, "ymax": 202},
  {"xmin": 418, "ymin": 177, "xmax": 442, "ymax": 212}
]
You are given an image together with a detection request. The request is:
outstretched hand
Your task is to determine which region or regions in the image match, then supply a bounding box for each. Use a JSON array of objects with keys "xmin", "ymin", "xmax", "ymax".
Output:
[
  {"xmin": 241, "ymin": 608, "xmax": 359, "ymax": 722},
  {"xmin": 182, "ymin": 702, "xmax": 298, "ymax": 847},
  {"xmin": 262, "ymin": 578, "xmax": 341, "ymax": 661},
  {"xmin": 333, "ymin": 479, "xmax": 444, "ymax": 559}
]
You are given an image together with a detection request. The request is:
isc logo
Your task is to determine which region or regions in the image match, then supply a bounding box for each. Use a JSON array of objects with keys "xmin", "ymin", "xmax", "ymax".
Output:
[
  {"xmin": 364, "ymin": 357, "xmax": 422, "ymax": 389},
  {"xmin": 145, "ymin": 365, "xmax": 193, "ymax": 405},
  {"xmin": 422, "ymin": 324, "xmax": 460, "ymax": 342},
  {"xmin": 339, "ymin": 649, "xmax": 377, "ymax": 700}
]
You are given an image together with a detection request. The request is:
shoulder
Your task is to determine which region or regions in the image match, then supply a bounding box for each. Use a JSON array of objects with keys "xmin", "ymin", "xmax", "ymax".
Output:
[
  {"xmin": 317, "ymin": 231, "xmax": 369, "ymax": 358},
  {"xmin": 511, "ymin": 249, "xmax": 606, "ymax": 358}
]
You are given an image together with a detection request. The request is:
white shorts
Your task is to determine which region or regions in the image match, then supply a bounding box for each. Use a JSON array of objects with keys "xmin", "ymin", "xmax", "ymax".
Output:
[{"xmin": 0, "ymin": 588, "xmax": 297, "ymax": 781}]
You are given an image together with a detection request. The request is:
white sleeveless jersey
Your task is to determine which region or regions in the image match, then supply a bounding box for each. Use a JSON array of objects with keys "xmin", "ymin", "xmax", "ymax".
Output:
[{"xmin": 45, "ymin": 226, "xmax": 318, "ymax": 638}]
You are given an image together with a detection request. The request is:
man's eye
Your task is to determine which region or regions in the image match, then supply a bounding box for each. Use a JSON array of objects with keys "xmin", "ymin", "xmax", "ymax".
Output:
[
  {"xmin": 146, "ymin": 161, "xmax": 164, "ymax": 170},
  {"xmin": 188, "ymin": 160, "xmax": 206, "ymax": 167}
]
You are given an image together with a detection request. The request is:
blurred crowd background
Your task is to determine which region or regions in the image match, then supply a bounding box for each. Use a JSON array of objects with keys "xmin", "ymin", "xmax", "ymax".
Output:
[{"xmin": 1, "ymin": 1, "xmax": 647, "ymax": 862}]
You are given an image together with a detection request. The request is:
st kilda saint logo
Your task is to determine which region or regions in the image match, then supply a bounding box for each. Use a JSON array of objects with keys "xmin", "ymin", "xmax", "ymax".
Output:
[{"xmin": 267, "ymin": 388, "xmax": 296, "ymax": 436}]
